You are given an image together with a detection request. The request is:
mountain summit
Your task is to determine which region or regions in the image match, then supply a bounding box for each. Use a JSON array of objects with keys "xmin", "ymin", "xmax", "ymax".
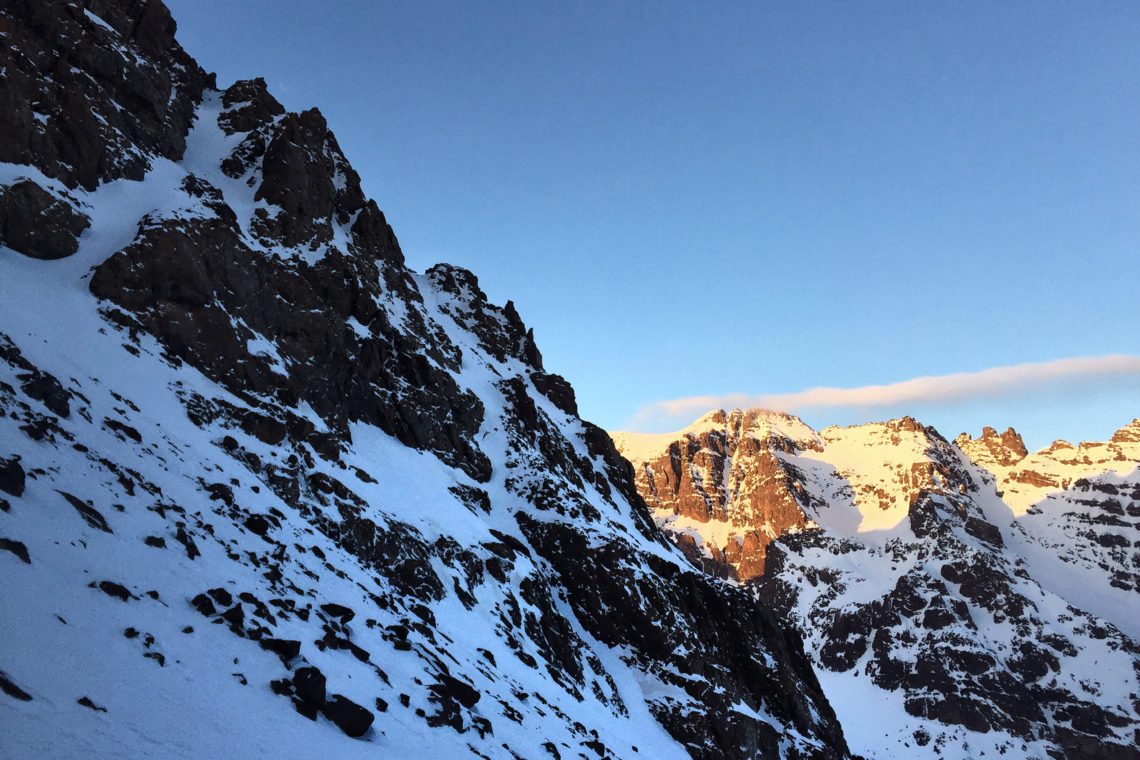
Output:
[{"xmin": 612, "ymin": 408, "xmax": 1140, "ymax": 760}]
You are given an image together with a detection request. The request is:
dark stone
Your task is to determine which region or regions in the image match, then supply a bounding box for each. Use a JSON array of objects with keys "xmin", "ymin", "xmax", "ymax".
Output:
[
  {"xmin": 291, "ymin": 666, "xmax": 326, "ymax": 719},
  {"xmin": 0, "ymin": 0, "xmax": 210, "ymax": 191},
  {"xmin": 103, "ymin": 418, "xmax": 142, "ymax": 443},
  {"xmin": 319, "ymin": 602, "xmax": 355, "ymax": 622},
  {"xmin": 241, "ymin": 410, "xmax": 287, "ymax": 445},
  {"xmin": 174, "ymin": 526, "xmax": 200, "ymax": 559},
  {"xmin": 322, "ymin": 694, "xmax": 374, "ymax": 738},
  {"xmin": 144, "ymin": 535, "xmax": 166, "ymax": 548},
  {"xmin": 516, "ymin": 514, "xmax": 849, "ymax": 760},
  {"xmin": 251, "ymin": 108, "xmax": 341, "ymax": 246},
  {"xmin": 207, "ymin": 587, "xmax": 233, "ymax": 607},
  {"xmin": 258, "ymin": 638, "xmax": 301, "ymax": 664},
  {"xmin": 76, "ymin": 696, "xmax": 107, "ymax": 712},
  {"xmin": 220, "ymin": 604, "xmax": 245, "ymax": 630},
  {"xmin": 0, "ymin": 671, "xmax": 32, "ymax": 701},
  {"xmin": 244, "ymin": 514, "xmax": 271, "ymax": 536},
  {"xmin": 0, "ymin": 538, "xmax": 31, "ymax": 564},
  {"xmin": 19, "ymin": 370, "xmax": 72, "ymax": 418},
  {"xmin": 964, "ymin": 516, "xmax": 1003, "ymax": 547},
  {"xmin": 437, "ymin": 674, "xmax": 481, "ymax": 708},
  {"xmin": 203, "ymin": 482, "xmax": 235, "ymax": 505},
  {"xmin": 0, "ymin": 180, "xmax": 90, "ymax": 259},
  {"xmin": 0, "ymin": 457, "xmax": 26, "ymax": 497},
  {"xmin": 98, "ymin": 580, "xmax": 133, "ymax": 601},
  {"xmin": 191, "ymin": 593, "xmax": 216, "ymax": 616},
  {"xmin": 56, "ymin": 490, "xmax": 112, "ymax": 533},
  {"xmin": 89, "ymin": 216, "xmax": 491, "ymax": 483}
]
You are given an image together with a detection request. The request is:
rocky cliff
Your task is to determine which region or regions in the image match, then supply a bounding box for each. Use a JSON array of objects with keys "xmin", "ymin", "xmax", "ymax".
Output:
[
  {"xmin": 614, "ymin": 410, "xmax": 1140, "ymax": 760},
  {"xmin": 0, "ymin": 3, "xmax": 851, "ymax": 759}
]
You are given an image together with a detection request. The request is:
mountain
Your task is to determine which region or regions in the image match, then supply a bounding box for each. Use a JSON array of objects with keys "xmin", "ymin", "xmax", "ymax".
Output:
[
  {"xmin": 0, "ymin": 3, "xmax": 851, "ymax": 759},
  {"xmin": 612, "ymin": 410, "xmax": 1140, "ymax": 760}
]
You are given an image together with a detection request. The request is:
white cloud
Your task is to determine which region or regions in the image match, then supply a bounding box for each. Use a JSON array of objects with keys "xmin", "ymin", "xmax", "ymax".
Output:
[{"xmin": 626, "ymin": 355, "xmax": 1140, "ymax": 431}]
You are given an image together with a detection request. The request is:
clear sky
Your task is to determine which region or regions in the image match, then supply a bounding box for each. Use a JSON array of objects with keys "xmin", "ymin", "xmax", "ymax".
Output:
[{"xmin": 165, "ymin": 0, "xmax": 1140, "ymax": 450}]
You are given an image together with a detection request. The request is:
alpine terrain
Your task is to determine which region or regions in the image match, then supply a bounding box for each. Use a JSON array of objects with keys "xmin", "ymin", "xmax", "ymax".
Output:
[
  {"xmin": 613, "ymin": 409, "xmax": 1140, "ymax": 760},
  {"xmin": 0, "ymin": 2, "xmax": 851, "ymax": 759}
]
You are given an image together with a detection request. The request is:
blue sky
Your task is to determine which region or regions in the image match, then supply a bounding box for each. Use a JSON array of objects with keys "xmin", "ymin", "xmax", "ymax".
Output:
[{"xmin": 165, "ymin": 1, "xmax": 1140, "ymax": 449}]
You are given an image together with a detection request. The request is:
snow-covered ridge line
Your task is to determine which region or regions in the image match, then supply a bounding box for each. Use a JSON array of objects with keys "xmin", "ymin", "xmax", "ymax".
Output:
[
  {"xmin": 1, "ymin": 3, "xmax": 850, "ymax": 760},
  {"xmin": 611, "ymin": 406, "xmax": 1140, "ymax": 760}
]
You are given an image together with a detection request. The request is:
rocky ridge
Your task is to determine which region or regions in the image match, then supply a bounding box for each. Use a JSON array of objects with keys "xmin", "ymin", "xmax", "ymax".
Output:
[
  {"xmin": 0, "ymin": 3, "xmax": 850, "ymax": 759},
  {"xmin": 613, "ymin": 409, "xmax": 1140, "ymax": 760}
]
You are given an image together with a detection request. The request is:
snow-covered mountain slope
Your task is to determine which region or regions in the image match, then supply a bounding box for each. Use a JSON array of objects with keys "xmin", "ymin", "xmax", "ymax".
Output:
[
  {"xmin": 956, "ymin": 421, "xmax": 1140, "ymax": 644},
  {"xmin": 957, "ymin": 422, "xmax": 1140, "ymax": 516},
  {"xmin": 612, "ymin": 410, "xmax": 1140, "ymax": 760},
  {"xmin": 0, "ymin": 3, "xmax": 852, "ymax": 759}
]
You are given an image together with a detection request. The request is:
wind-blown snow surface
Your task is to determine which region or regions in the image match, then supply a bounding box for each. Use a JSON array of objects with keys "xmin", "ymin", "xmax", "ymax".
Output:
[
  {"xmin": 0, "ymin": 4, "xmax": 850, "ymax": 759},
  {"xmin": 613, "ymin": 410, "xmax": 1140, "ymax": 760},
  {"xmin": 0, "ymin": 169, "xmax": 672, "ymax": 757}
]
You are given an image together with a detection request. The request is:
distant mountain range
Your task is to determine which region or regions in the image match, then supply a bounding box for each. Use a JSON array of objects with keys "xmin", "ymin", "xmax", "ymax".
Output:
[{"xmin": 612, "ymin": 409, "xmax": 1140, "ymax": 759}]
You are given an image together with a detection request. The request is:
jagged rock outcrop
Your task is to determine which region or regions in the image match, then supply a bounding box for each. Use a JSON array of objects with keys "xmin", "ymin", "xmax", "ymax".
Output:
[
  {"xmin": 958, "ymin": 419, "xmax": 1140, "ymax": 515},
  {"xmin": 0, "ymin": 3, "xmax": 851, "ymax": 759},
  {"xmin": 0, "ymin": 0, "xmax": 211, "ymax": 190},
  {"xmin": 958, "ymin": 419, "xmax": 1140, "ymax": 620},
  {"xmin": 613, "ymin": 411, "xmax": 977, "ymax": 583},
  {"xmin": 612, "ymin": 409, "xmax": 824, "ymax": 581},
  {"xmin": 0, "ymin": 179, "xmax": 91, "ymax": 259},
  {"xmin": 615, "ymin": 409, "xmax": 1140, "ymax": 760},
  {"xmin": 954, "ymin": 426, "xmax": 1028, "ymax": 469}
]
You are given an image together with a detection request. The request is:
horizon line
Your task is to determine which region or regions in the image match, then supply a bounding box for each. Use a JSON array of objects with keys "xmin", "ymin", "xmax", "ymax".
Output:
[{"xmin": 621, "ymin": 354, "xmax": 1140, "ymax": 433}]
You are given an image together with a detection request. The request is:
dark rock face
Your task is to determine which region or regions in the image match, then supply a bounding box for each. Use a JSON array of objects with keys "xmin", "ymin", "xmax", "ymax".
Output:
[
  {"xmin": 426, "ymin": 264, "xmax": 545, "ymax": 371},
  {"xmin": 519, "ymin": 514, "xmax": 847, "ymax": 760},
  {"xmin": 89, "ymin": 215, "xmax": 491, "ymax": 482},
  {"xmin": 218, "ymin": 78, "xmax": 283, "ymax": 135},
  {"xmin": 0, "ymin": 0, "xmax": 211, "ymax": 190},
  {"xmin": 1014, "ymin": 471, "xmax": 1140, "ymax": 598},
  {"xmin": 758, "ymin": 487, "xmax": 1140, "ymax": 758},
  {"xmin": 958, "ymin": 418, "xmax": 1140, "ymax": 601},
  {"xmin": 0, "ymin": 180, "xmax": 91, "ymax": 259}
]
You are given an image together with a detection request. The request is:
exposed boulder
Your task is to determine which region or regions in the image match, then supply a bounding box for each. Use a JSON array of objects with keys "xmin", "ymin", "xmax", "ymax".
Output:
[
  {"xmin": 321, "ymin": 694, "xmax": 374, "ymax": 738},
  {"xmin": 0, "ymin": 180, "xmax": 90, "ymax": 259},
  {"xmin": 0, "ymin": 457, "xmax": 26, "ymax": 497},
  {"xmin": 291, "ymin": 666, "xmax": 326, "ymax": 720}
]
